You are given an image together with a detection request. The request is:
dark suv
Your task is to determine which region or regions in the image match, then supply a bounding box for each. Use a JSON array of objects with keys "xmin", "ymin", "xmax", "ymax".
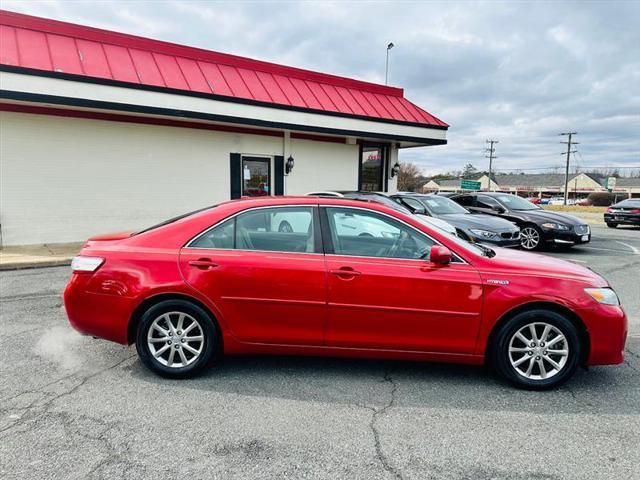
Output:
[{"xmin": 447, "ymin": 192, "xmax": 591, "ymax": 250}]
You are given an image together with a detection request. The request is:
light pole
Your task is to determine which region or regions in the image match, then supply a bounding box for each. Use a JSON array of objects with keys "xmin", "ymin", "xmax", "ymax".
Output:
[{"xmin": 385, "ymin": 42, "xmax": 394, "ymax": 85}]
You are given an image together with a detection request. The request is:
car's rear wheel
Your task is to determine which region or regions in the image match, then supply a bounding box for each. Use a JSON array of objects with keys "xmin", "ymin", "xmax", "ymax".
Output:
[
  {"xmin": 491, "ymin": 309, "xmax": 580, "ymax": 390},
  {"xmin": 519, "ymin": 225, "xmax": 543, "ymax": 250},
  {"xmin": 606, "ymin": 222, "xmax": 618, "ymax": 228},
  {"xmin": 136, "ymin": 299, "xmax": 218, "ymax": 378}
]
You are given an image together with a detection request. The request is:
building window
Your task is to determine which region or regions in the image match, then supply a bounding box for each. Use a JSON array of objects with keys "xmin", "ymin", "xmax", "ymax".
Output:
[
  {"xmin": 359, "ymin": 145, "xmax": 386, "ymax": 192},
  {"xmin": 242, "ymin": 156, "xmax": 271, "ymax": 197}
]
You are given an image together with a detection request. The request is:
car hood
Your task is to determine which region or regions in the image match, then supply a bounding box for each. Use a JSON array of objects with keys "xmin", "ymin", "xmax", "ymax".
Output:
[
  {"xmin": 508, "ymin": 209, "xmax": 586, "ymax": 226},
  {"xmin": 414, "ymin": 215, "xmax": 457, "ymax": 235},
  {"xmin": 481, "ymin": 247, "xmax": 607, "ymax": 286},
  {"xmin": 437, "ymin": 213, "xmax": 517, "ymax": 231}
]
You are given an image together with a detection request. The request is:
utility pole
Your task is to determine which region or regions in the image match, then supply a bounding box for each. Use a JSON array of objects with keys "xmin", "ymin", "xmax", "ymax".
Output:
[
  {"xmin": 485, "ymin": 139, "xmax": 498, "ymax": 191},
  {"xmin": 559, "ymin": 132, "xmax": 579, "ymax": 205},
  {"xmin": 385, "ymin": 42, "xmax": 394, "ymax": 85}
]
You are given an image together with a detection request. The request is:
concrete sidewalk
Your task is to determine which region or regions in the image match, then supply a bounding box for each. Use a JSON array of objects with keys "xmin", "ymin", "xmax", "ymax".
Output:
[{"xmin": 0, "ymin": 242, "xmax": 82, "ymax": 270}]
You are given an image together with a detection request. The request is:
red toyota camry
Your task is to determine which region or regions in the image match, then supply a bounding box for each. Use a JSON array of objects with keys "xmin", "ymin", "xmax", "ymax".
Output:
[{"xmin": 64, "ymin": 197, "xmax": 627, "ymax": 389}]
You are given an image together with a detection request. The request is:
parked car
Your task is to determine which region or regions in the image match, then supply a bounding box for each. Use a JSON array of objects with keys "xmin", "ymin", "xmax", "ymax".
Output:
[
  {"xmin": 64, "ymin": 196, "xmax": 627, "ymax": 389},
  {"xmin": 305, "ymin": 191, "xmax": 458, "ymax": 236},
  {"xmin": 604, "ymin": 199, "xmax": 640, "ymax": 228},
  {"xmin": 527, "ymin": 197, "xmax": 542, "ymax": 205},
  {"xmin": 548, "ymin": 196, "xmax": 575, "ymax": 206},
  {"xmin": 448, "ymin": 192, "xmax": 591, "ymax": 250},
  {"xmin": 391, "ymin": 193, "xmax": 520, "ymax": 247}
]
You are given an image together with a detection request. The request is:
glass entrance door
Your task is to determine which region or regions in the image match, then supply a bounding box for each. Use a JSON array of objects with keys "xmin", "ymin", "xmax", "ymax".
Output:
[
  {"xmin": 359, "ymin": 145, "xmax": 386, "ymax": 191},
  {"xmin": 242, "ymin": 156, "xmax": 271, "ymax": 197}
]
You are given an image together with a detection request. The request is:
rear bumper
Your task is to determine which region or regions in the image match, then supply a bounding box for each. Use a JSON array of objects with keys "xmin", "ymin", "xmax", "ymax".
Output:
[
  {"xmin": 64, "ymin": 273, "xmax": 134, "ymax": 344},
  {"xmin": 604, "ymin": 213, "xmax": 640, "ymax": 225},
  {"xmin": 582, "ymin": 304, "xmax": 628, "ymax": 365}
]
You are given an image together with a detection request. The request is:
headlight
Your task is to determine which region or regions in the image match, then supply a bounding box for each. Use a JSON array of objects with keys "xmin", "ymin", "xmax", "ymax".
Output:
[
  {"xmin": 470, "ymin": 229, "xmax": 497, "ymax": 238},
  {"xmin": 584, "ymin": 288, "xmax": 620, "ymax": 306},
  {"xmin": 71, "ymin": 256, "xmax": 104, "ymax": 272},
  {"xmin": 541, "ymin": 222, "xmax": 569, "ymax": 230}
]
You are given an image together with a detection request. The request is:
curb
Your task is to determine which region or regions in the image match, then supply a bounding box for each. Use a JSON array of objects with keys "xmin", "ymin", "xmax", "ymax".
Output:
[{"xmin": 0, "ymin": 258, "xmax": 73, "ymax": 271}]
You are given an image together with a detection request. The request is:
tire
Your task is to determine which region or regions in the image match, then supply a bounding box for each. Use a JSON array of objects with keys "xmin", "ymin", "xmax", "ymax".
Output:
[
  {"xmin": 278, "ymin": 221, "xmax": 293, "ymax": 233},
  {"xmin": 490, "ymin": 309, "xmax": 581, "ymax": 390},
  {"xmin": 519, "ymin": 225, "xmax": 543, "ymax": 251},
  {"xmin": 136, "ymin": 299, "xmax": 219, "ymax": 379},
  {"xmin": 606, "ymin": 222, "xmax": 618, "ymax": 228}
]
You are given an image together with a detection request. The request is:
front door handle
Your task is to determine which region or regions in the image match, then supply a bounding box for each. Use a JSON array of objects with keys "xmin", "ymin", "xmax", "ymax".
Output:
[
  {"xmin": 188, "ymin": 258, "xmax": 219, "ymax": 270},
  {"xmin": 329, "ymin": 267, "xmax": 361, "ymax": 279}
]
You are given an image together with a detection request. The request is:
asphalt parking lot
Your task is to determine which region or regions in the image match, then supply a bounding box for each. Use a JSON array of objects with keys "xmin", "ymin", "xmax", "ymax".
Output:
[{"xmin": 1, "ymin": 225, "xmax": 639, "ymax": 480}]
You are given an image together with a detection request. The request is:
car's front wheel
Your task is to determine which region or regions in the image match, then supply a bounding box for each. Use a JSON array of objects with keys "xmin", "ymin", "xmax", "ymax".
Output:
[
  {"xmin": 519, "ymin": 225, "xmax": 543, "ymax": 251},
  {"xmin": 606, "ymin": 222, "xmax": 618, "ymax": 228},
  {"xmin": 136, "ymin": 299, "xmax": 219, "ymax": 379},
  {"xmin": 490, "ymin": 309, "xmax": 581, "ymax": 390}
]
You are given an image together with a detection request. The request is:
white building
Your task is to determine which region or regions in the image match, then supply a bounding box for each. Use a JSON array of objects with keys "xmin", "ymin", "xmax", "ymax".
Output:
[{"xmin": 0, "ymin": 10, "xmax": 448, "ymax": 246}]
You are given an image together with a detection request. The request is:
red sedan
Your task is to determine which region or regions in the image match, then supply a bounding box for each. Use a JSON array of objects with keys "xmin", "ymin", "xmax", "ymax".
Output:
[{"xmin": 64, "ymin": 197, "xmax": 627, "ymax": 389}]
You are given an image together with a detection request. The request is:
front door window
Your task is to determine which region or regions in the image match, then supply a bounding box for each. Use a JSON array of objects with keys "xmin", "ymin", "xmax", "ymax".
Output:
[
  {"xmin": 360, "ymin": 145, "xmax": 385, "ymax": 191},
  {"xmin": 242, "ymin": 157, "xmax": 270, "ymax": 197}
]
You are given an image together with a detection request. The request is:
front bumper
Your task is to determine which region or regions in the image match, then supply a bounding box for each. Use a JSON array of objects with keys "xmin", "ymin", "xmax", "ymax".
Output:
[
  {"xmin": 582, "ymin": 303, "xmax": 628, "ymax": 365},
  {"xmin": 542, "ymin": 225, "xmax": 591, "ymax": 245},
  {"xmin": 604, "ymin": 213, "xmax": 640, "ymax": 225}
]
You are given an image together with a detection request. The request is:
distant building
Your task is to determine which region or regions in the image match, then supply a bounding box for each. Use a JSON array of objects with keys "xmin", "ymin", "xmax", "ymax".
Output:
[{"xmin": 423, "ymin": 172, "xmax": 640, "ymax": 198}]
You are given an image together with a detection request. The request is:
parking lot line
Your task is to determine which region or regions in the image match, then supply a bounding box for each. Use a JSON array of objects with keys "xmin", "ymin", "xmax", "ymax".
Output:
[
  {"xmin": 579, "ymin": 245, "xmax": 637, "ymax": 254},
  {"xmin": 616, "ymin": 241, "xmax": 639, "ymax": 255}
]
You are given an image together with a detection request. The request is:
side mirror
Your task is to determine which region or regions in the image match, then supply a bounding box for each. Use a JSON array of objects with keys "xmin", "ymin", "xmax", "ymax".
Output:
[
  {"xmin": 492, "ymin": 205, "xmax": 505, "ymax": 213},
  {"xmin": 429, "ymin": 245, "xmax": 452, "ymax": 265}
]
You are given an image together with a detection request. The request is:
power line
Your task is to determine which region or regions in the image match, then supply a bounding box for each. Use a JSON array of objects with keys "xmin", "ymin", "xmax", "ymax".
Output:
[
  {"xmin": 485, "ymin": 139, "xmax": 498, "ymax": 191},
  {"xmin": 559, "ymin": 132, "xmax": 578, "ymax": 205}
]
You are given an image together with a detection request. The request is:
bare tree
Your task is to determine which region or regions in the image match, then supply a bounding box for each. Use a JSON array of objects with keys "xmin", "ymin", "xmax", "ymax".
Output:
[{"xmin": 397, "ymin": 162, "xmax": 423, "ymax": 192}]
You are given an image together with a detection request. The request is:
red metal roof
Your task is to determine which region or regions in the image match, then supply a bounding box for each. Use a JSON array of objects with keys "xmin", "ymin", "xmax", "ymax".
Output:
[{"xmin": 0, "ymin": 10, "xmax": 447, "ymax": 128}]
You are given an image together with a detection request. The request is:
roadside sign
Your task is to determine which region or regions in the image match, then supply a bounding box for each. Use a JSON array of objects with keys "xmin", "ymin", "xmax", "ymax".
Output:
[
  {"xmin": 605, "ymin": 177, "xmax": 617, "ymax": 190},
  {"xmin": 460, "ymin": 179, "xmax": 481, "ymax": 191}
]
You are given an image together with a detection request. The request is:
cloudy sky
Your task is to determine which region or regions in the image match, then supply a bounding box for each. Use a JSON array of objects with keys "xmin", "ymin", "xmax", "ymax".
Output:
[{"xmin": 4, "ymin": 0, "xmax": 639, "ymax": 175}]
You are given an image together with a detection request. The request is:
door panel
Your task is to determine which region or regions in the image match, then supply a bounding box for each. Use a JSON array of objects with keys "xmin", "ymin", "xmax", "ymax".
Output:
[
  {"xmin": 321, "ymin": 206, "xmax": 483, "ymax": 354},
  {"xmin": 325, "ymin": 256, "xmax": 483, "ymax": 353},
  {"xmin": 180, "ymin": 249, "xmax": 326, "ymax": 345},
  {"xmin": 179, "ymin": 206, "xmax": 326, "ymax": 345}
]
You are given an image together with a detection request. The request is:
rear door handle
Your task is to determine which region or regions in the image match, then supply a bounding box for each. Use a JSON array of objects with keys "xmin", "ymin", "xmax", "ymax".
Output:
[
  {"xmin": 329, "ymin": 267, "xmax": 361, "ymax": 279},
  {"xmin": 188, "ymin": 258, "xmax": 219, "ymax": 270}
]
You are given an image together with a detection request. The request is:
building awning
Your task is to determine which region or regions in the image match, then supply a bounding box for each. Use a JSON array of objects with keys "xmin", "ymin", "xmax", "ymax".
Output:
[{"xmin": 0, "ymin": 9, "xmax": 448, "ymax": 146}]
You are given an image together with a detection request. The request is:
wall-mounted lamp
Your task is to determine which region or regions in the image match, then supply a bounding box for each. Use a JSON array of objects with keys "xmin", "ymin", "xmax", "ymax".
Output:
[
  {"xmin": 390, "ymin": 162, "xmax": 401, "ymax": 178},
  {"xmin": 285, "ymin": 155, "xmax": 295, "ymax": 175}
]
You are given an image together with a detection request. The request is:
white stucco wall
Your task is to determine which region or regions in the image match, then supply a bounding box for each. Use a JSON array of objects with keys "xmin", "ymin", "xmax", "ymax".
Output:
[{"xmin": 0, "ymin": 112, "xmax": 359, "ymax": 245}]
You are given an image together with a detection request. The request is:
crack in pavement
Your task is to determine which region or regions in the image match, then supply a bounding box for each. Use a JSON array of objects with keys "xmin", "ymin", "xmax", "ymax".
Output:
[
  {"xmin": 357, "ymin": 372, "xmax": 403, "ymax": 480},
  {"xmin": 0, "ymin": 354, "xmax": 136, "ymax": 438}
]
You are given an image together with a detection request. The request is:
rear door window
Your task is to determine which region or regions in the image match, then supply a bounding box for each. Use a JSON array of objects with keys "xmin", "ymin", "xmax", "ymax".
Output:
[{"xmin": 190, "ymin": 207, "xmax": 318, "ymax": 253}]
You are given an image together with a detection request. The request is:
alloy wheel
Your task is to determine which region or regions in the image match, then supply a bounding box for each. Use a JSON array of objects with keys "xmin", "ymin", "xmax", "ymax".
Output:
[
  {"xmin": 147, "ymin": 312, "xmax": 204, "ymax": 368},
  {"xmin": 508, "ymin": 322, "xmax": 569, "ymax": 380},
  {"xmin": 520, "ymin": 227, "xmax": 540, "ymax": 250}
]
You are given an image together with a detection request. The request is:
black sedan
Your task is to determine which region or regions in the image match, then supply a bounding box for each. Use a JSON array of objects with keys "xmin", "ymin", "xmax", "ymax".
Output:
[
  {"xmin": 447, "ymin": 192, "xmax": 591, "ymax": 251},
  {"xmin": 605, "ymin": 199, "xmax": 640, "ymax": 228},
  {"xmin": 392, "ymin": 193, "xmax": 521, "ymax": 247}
]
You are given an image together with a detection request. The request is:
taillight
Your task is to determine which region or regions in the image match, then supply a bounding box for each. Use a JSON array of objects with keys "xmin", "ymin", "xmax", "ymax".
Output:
[
  {"xmin": 630, "ymin": 209, "xmax": 640, "ymax": 214},
  {"xmin": 71, "ymin": 256, "xmax": 104, "ymax": 272},
  {"xmin": 606, "ymin": 208, "xmax": 613, "ymax": 213}
]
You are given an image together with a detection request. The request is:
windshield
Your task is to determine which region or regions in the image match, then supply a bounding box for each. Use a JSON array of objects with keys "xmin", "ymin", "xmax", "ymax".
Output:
[
  {"xmin": 415, "ymin": 195, "xmax": 468, "ymax": 215},
  {"xmin": 615, "ymin": 199, "xmax": 640, "ymax": 208},
  {"xmin": 412, "ymin": 216, "xmax": 486, "ymax": 256},
  {"xmin": 494, "ymin": 194, "xmax": 540, "ymax": 211}
]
